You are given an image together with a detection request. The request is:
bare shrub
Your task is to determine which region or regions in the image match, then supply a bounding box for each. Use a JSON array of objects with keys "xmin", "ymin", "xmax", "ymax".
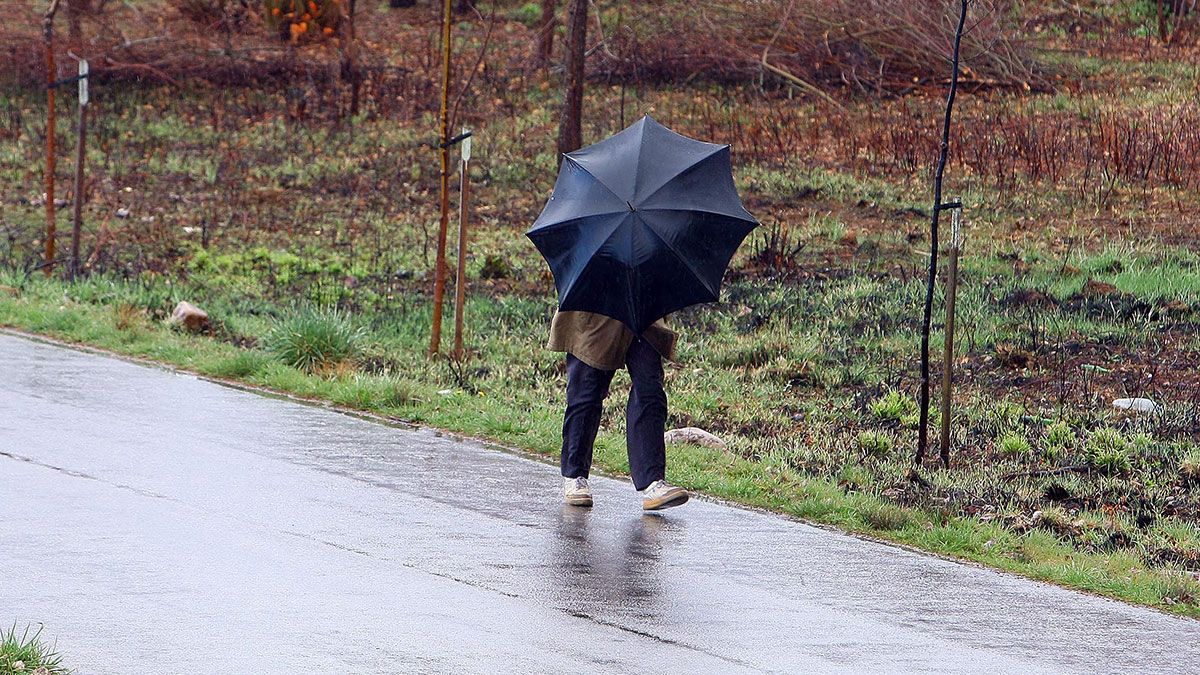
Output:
[{"xmin": 593, "ymin": 0, "xmax": 1047, "ymax": 95}]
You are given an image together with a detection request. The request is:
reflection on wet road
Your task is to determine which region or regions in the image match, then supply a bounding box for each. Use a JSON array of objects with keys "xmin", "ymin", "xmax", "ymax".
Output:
[{"xmin": 2, "ymin": 331, "xmax": 1199, "ymax": 674}]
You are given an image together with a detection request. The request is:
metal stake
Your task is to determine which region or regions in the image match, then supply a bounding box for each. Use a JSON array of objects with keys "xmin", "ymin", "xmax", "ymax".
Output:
[
  {"xmin": 453, "ymin": 128, "xmax": 471, "ymax": 361},
  {"xmin": 938, "ymin": 203, "xmax": 964, "ymax": 468},
  {"xmin": 68, "ymin": 57, "xmax": 88, "ymax": 281},
  {"xmin": 43, "ymin": 0, "xmax": 61, "ymax": 277}
]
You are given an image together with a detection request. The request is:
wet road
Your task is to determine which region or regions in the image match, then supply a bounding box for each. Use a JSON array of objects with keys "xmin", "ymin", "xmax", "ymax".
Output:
[{"xmin": 2, "ymin": 331, "xmax": 1199, "ymax": 674}]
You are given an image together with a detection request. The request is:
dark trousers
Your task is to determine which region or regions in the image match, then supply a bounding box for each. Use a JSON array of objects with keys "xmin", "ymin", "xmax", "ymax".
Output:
[{"xmin": 561, "ymin": 338, "xmax": 667, "ymax": 491}]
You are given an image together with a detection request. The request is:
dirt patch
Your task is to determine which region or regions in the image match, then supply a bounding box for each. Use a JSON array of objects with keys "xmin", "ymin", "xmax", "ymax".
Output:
[
  {"xmin": 1001, "ymin": 288, "xmax": 1057, "ymax": 309},
  {"xmin": 966, "ymin": 330, "xmax": 1200, "ymax": 416}
]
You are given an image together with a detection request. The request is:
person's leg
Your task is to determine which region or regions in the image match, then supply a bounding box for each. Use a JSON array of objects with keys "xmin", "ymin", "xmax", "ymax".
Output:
[
  {"xmin": 561, "ymin": 354, "xmax": 615, "ymax": 479},
  {"xmin": 625, "ymin": 338, "xmax": 668, "ymax": 490}
]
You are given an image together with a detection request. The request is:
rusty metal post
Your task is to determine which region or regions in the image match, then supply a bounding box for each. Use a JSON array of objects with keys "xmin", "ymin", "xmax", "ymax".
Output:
[
  {"xmin": 68, "ymin": 57, "xmax": 88, "ymax": 281},
  {"xmin": 938, "ymin": 204, "xmax": 963, "ymax": 468},
  {"xmin": 43, "ymin": 0, "xmax": 62, "ymax": 277},
  {"xmin": 453, "ymin": 129, "xmax": 471, "ymax": 361},
  {"xmin": 429, "ymin": 0, "xmax": 453, "ymax": 357}
]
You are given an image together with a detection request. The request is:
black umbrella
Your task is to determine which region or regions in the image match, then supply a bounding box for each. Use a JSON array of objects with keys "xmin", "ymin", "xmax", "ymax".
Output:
[{"xmin": 527, "ymin": 116, "xmax": 758, "ymax": 334}]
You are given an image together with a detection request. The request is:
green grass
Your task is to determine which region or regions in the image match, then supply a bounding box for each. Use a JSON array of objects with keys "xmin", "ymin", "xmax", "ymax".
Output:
[
  {"xmin": 4, "ymin": 273, "xmax": 1200, "ymax": 618},
  {"xmin": 1, "ymin": 625, "xmax": 68, "ymax": 675},
  {"xmin": 263, "ymin": 306, "xmax": 364, "ymax": 374}
]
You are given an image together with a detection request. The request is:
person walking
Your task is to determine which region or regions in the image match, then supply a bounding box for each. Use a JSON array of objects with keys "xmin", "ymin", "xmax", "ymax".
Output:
[
  {"xmin": 529, "ymin": 118, "xmax": 757, "ymax": 510},
  {"xmin": 549, "ymin": 309, "xmax": 690, "ymax": 511}
]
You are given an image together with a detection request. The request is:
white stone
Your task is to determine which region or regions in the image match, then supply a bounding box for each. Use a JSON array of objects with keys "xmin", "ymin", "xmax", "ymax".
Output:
[
  {"xmin": 1112, "ymin": 398, "xmax": 1158, "ymax": 414},
  {"xmin": 664, "ymin": 427, "xmax": 728, "ymax": 450}
]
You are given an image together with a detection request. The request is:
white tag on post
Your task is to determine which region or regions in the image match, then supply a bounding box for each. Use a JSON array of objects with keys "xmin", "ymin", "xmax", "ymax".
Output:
[
  {"xmin": 460, "ymin": 127, "xmax": 471, "ymax": 163},
  {"xmin": 78, "ymin": 60, "xmax": 88, "ymax": 106}
]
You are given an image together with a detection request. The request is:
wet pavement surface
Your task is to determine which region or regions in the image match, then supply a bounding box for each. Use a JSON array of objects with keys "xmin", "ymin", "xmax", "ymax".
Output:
[{"xmin": 2, "ymin": 331, "xmax": 1200, "ymax": 674}]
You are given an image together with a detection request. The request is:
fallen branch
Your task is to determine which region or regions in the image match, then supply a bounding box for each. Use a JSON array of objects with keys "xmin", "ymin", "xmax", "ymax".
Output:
[{"xmin": 759, "ymin": 51, "xmax": 846, "ymax": 111}]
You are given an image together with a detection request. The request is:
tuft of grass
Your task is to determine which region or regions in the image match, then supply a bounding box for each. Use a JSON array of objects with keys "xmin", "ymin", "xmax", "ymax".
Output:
[
  {"xmin": 1156, "ymin": 570, "xmax": 1200, "ymax": 607},
  {"xmin": 1086, "ymin": 427, "xmax": 1133, "ymax": 475},
  {"xmin": 1035, "ymin": 506, "xmax": 1074, "ymax": 537},
  {"xmin": 869, "ymin": 390, "xmax": 916, "ymax": 425},
  {"xmin": 1045, "ymin": 420, "xmax": 1077, "ymax": 453},
  {"xmin": 1145, "ymin": 518, "xmax": 1200, "ymax": 568},
  {"xmin": 1180, "ymin": 450, "xmax": 1200, "ymax": 482},
  {"xmin": 856, "ymin": 430, "xmax": 893, "ymax": 458},
  {"xmin": 263, "ymin": 307, "xmax": 364, "ymax": 374},
  {"xmin": 998, "ymin": 432, "xmax": 1033, "ymax": 457},
  {"xmin": 331, "ymin": 373, "xmax": 421, "ymax": 411},
  {"xmin": 838, "ymin": 464, "xmax": 871, "ymax": 492},
  {"xmin": 204, "ymin": 350, "xmax": 274, "ymax": 379},
  {"xmin": 861, "ymin": 500, "xmax": 915, "ymax": 531},
  {"xmin": 113, "ymin": 303, "xmax": 145, "ymax": 332},
  {"xmin": 1, "ymin": 624, "xmax": 68, "ymax": 675}
]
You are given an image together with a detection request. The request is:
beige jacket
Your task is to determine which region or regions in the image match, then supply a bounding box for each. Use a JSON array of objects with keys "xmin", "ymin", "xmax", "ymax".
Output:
[{"xmin": 547, "ymin": 311, "xmax": 678, "ymax": 371}]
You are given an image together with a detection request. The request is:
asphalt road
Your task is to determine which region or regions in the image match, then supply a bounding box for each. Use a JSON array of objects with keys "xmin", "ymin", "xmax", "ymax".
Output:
[{"xmin": 2, "ymin": 331, "xmax": 1199, "ymax": 674}]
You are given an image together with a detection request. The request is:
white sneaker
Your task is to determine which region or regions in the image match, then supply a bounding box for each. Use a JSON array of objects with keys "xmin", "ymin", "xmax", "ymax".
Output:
[
  {"xmin": 642, "ymin": 480, "xmax": 689, "ymax": 511},
  {"xmin": 563, "ymin": 476, "xmax": 593, "ymax": 507}
]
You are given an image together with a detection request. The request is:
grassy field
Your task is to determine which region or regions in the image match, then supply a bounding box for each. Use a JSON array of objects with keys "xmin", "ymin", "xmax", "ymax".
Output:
[{"xmin": 5, "ymin": 0, "xmax": 1200, "ymax": 615}]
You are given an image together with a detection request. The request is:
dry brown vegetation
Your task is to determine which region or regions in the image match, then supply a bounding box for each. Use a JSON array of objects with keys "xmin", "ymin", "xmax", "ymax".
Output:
[{"xmin": 594, "ymin": 0, "xmax": 1047, "ymax": 94}]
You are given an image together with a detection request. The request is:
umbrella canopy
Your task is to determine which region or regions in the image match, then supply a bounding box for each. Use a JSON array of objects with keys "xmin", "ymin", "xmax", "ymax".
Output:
[{"xmin": 527, "ymin": 116, "xmax": 758, "ymax": 334}]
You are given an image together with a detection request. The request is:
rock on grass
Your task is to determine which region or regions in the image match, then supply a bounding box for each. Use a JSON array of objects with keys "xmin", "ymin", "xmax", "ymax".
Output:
[
  {"xmin": 664, "ymin": 427, "xmax": 728, "ymax": 450},
  {"xmin": 167, "ymin": 301, "xmax": 209, "ymax": 333}
]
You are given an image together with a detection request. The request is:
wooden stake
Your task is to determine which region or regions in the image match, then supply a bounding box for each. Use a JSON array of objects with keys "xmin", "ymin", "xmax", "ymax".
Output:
[
  {"xmin": 938, "ymin": 204, "xmax": 963, "ymax": 468},
  {"xmin": 916, "ymin": 0, "xmax": 967, "ymax": 466},
  {"xmin": 453, "ymin": 129, "xmax": 471, "ymax": 361},
  {"xmin": 43, "ymin": 0, "xmax": 62, "ymax": 277},
  {"xmin": 429, "ymin": 0, "xmax": 453, "ymax": 357},
  {"xmin": 69, "ymin": 57, "xmax": 88, "ymax": 281}
]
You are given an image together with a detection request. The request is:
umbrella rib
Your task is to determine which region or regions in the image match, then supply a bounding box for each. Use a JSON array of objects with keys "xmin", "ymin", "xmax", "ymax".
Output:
[
  {"xmin": 634, "ymin": 144, "xmax": 727, "ymax": 205},
  {"xmin": 553, "ymin": 213, "xmax": 633, "ymax": 300},
  {"xmin": 563, "ymin": 154, "xmax": 633, "ymax": 206},
  {"xmin": 529, "ymin": 209, "xmax": 634, "ymax": 233}
]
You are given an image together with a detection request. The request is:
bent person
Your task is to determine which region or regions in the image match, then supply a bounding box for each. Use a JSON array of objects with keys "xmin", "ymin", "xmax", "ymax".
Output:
[{"xmin": 549, "ymin": 310, "xmax": 690, "ymax": 511}]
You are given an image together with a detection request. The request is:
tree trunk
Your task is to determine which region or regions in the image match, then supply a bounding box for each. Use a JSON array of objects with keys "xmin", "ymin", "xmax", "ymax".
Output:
[
  {"xmin": 1158, "ymin": 0, "xmax": 1168, "ymax": 43},
  {"xmin": 66, "ymin": 0, "xmax": 88, "ymax": 42},
  {"xmin": 429, "ymin": 0, "xmax": 454, "ymax": 356},
  {"xmin": 556, "ymin": 0, "xmax": 587, "ymax": 161},
  {"xmin": 915, "ymin": 0, "xmax": 967, "ymax": 467},
  {"xmin": 345, "ymin": 0, "xmax": 361, "ymax": 116},
  {"xmin": 535, "ymin": 0, "xmax": 557, "ymax": 69}
]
